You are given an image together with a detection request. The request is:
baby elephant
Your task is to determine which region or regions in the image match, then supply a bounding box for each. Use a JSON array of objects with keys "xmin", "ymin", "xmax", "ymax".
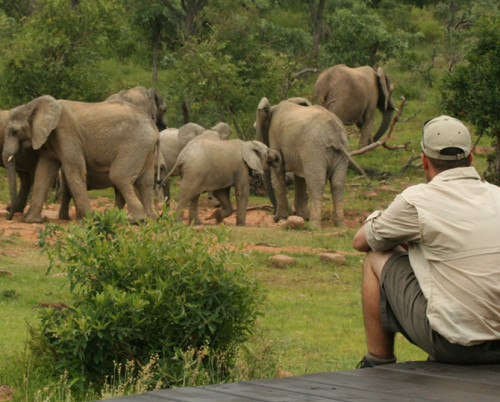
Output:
[{"xmin": 169, "ymin": 137, "xmax": 280, "ymax": 225}]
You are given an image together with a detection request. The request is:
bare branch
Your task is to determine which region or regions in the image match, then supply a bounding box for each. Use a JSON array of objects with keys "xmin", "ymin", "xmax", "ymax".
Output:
[{"xmin": 350, "ymin": 97, "xmax": 409, "ymax": 156}]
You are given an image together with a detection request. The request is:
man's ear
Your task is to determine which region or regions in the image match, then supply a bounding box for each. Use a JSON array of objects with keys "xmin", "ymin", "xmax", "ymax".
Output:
[
  {"xmin": 467, "ymin": 153, "xmax": 473, "ymax": 166},
  {"xmin": 422, "ymin": 153, "xmax": 430, "ymax": 170}
]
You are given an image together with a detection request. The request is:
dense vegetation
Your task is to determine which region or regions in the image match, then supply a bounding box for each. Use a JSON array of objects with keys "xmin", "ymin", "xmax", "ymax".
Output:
[{"xmin": 1, "ymin": 0, "xmax": 498, "ymax": 150}]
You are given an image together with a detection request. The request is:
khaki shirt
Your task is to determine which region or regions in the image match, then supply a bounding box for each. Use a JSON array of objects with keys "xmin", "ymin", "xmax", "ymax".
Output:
[{"xmin": 365, "ymin": 167, "xmax": 500, "ymax": 346}]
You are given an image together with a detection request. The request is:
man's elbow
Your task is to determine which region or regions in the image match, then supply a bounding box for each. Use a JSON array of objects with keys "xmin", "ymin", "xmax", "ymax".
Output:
[{"xmin": 352, "ymin": 227, "xmax": 371, "ymax": 252}]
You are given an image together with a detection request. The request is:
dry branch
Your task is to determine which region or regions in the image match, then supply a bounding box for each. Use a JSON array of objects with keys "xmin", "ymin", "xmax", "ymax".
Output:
[{"xmin": 350, "ymin": 96, "xmax": 408, "ymax": 156}]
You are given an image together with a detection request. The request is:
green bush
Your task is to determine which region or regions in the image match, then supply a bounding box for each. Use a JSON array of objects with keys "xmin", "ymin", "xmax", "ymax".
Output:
[{"xmin": 37, "ymin": 209, "xmax": 263, "ymax": 390}]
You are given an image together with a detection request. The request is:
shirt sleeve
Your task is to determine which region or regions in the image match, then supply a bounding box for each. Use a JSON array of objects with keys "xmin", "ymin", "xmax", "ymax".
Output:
[{"xmin": 365, "ymin": 194, "xmax": 421, "ymax": 252}]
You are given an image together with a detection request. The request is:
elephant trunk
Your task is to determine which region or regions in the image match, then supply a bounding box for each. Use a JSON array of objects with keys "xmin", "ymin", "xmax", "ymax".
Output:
[
  {"xmin": 263, "ymin": 170, "xmax": 277, "ymax": 214},
  {"xmin": 373, "ymin": 101, "xmax": 395, "ymax": 142},
  {"xmin": 6, "ymin": 156, "xmax": 17, "ymax": 220}
]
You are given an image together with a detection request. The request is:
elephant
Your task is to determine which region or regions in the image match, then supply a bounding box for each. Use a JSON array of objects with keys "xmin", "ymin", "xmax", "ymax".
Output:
[
  {"xmin": 256, "ymin": 97, "xmax": 366, "ymax": 228},
  {"xmin": 156, "ymin": 122, "xmax": 232, "ymax": 202},
  {"xmin": 105, "ymin": 86, "xmax": 168, "ymax": 131},
  {"xmin": 313, "ymin": 64, "xmax": 395, "ymax": 148},
  {"xmin": 57, "ymin": 86, "xmax": 168, "ymax": 219},
  {"xmin": 0, "ymin": 109, "xmax": 39, "ymax": 216},
  {"xmin": 2, "ymin": 95, "xmax": 158, "ymax": 223},
  {"xmin": 165, "ymin": 136, "xmax": 280, "ymax": 226}
]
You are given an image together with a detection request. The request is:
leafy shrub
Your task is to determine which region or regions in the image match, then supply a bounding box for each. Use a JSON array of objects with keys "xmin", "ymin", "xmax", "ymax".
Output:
[{"xmin": 37, "ymin": 209, "xmax": 263, "ymax": 390}]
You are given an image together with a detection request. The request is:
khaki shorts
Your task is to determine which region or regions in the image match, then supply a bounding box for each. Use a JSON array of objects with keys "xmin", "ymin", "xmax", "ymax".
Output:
[{"xmin": 380, "ymin": 251, "xmax": 500, "ymax": 364}]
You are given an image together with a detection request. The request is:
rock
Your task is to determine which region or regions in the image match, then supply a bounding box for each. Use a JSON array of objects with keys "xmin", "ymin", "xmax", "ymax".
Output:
[
  {"xmin": 319, "ymin": 253, "xmax": 346, "ymax": 265},
  {"xmin": 285, "ymin": 215, "xmax": 306, "ymax": 229},
  {"xmin": 0, "ymin": 385, "xmax": 13, "ymax": 401},
  {"xmin": 0, "ymin": 270, "xmax": 13, "ymax": 277},
  {"xmin": 269, "ymin": 254, "xmax": 295, "ymax": 267}
]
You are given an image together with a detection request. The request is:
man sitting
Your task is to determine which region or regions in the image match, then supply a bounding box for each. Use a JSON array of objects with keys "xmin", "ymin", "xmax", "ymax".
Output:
[{"xmin": 353, "ymin": 115, "xmax": 500, "ymax": 367}]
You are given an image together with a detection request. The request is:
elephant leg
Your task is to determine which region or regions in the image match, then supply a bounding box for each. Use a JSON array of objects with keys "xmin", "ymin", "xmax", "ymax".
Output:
[
  {"xmin": 329, "ymin": 159, "xmax": 348, "ymax": 227},
  {"xmin": 213, "ymin": 188, "xmax": 233, "ymax": 223},
  {"xmin": 134, "ymin": 167, "xmax": 157, "ymax": 220},
  {"xmin": 188, "ymin": 194, "xmax": 201, "ymax": 225},
  {"xmin": 110, "ymin": 162, "xmax": 146, "ymax": 223},
  {"xmin": 58, "ymin": 173, "xmax": 72, "ymax": 220},
  {"xmin": 293, "ymin": 175, "xmax": 309, "ymax": 220},
  {"xmin": 114, "ymin": 188, "xmax": 125, "ymax": 209},
  {"xmin": 14, "ymin": 172, "xmax": 32, "ymax": 213},
  {"xmin": 176, "ymin": 181, "xmax": 200, "ymax": 223},
  {"xmin": 61, "ymin": 162, "xmax": 92, "ymax": 220},
  {"xmin": 271, "ymin": 165, "xmax": 289, "ymax": 222},
  {"xmin": 163, "ymin": 180, "xmax": 171, "ymax": 205},
  {"xmin": 234, "ymin": 182, "xmax": 249, "ymax": 226},
  {"xmin": 358, "ymin": 112, "xmax": 376, "ymax": 149},
  {"xmin": 24, "ymin": 157, "xmax": 60, "ymax": 223},
  {"xmin": 304, "ymin": 167, "xmax": 327, "ymax": 229}
]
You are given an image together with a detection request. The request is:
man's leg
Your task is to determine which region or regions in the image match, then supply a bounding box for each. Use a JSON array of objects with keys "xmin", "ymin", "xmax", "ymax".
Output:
[{"xmin": 360, "ymin": 247, "xmax": 405, "ymax": 366}]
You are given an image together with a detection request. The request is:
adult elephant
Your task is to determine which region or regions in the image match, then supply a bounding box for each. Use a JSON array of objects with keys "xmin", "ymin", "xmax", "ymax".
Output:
[
  {"xmin": 165, "ymin": 136, "xmax": 280, "ymax": 226},
  {"xmin": 314, "ymin": 64, "xmax": 395, "ymax": 148},
  {"xmin": 58, "ymin": 86, "xmax": 168, "ymax": 219},
  {"xmin": 0, "ymin": 109, "xmax": 39, "ymax": 215},
  {"xmin": 156, "ymin": 122, "xmax": 232, "ymax": 202},
  {"xmin": 2, "ymin": 95, "xmax": 158, "ymax": 223},
  {"xmin": 105, "ymin": 86, "xmax": 168, "ymax": 131},
  {"xmin": 256, "ymin": 97, "xmax": 366, "ymax": 228}
]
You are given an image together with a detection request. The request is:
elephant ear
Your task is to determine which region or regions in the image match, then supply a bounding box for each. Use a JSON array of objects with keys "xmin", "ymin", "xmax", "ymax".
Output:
[
  {"xmin": 211, "ymin": 122, "xmax": 232, "ymax": 140},
  {"xmin": 145, "ymin": 88, "xmax": 159, "ymax": 121},
  {"xmin": 178, "ymin": 122, "xmax": 205, "ymax": 148},
  {"xmin": 377, "ymin": 67, "xmax": 392, "ymax": 112},
  {"xmin": 242, "ymin": 141, "xmax": 265, "ymax": 175},
  {"xmin": 256, "ymin": 97, "xmax": 272, "ymax": 145},
  {"xmin": 285, "ymin": 97, "xmax": 312, "ymax": 107},
  {"xmin": 31, "ymin": 95, "xmax": 62, "ymax": 150}
]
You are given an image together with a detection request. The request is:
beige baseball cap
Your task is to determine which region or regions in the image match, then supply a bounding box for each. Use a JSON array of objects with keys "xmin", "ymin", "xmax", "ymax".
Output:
[{"xmin": 421, "ymin": 115, "xmax": 471, "ymax": 160}]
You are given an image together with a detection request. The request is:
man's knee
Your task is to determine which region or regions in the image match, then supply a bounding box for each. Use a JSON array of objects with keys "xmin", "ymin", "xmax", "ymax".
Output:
[{"xmin": 364, "ymin": 247, "xmax": 405, "ymax": 279}]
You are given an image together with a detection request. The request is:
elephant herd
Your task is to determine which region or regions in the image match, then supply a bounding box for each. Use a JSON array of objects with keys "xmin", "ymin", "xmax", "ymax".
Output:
[{"xmin": 0, "ymin": 64, "xmax": 394, "ymax": 228}]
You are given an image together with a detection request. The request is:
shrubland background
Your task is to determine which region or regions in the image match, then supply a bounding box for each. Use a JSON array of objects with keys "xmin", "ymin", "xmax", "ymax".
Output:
[{"xmin": 0, "ymin": 0, "xmax": 499, "ymax": 400}]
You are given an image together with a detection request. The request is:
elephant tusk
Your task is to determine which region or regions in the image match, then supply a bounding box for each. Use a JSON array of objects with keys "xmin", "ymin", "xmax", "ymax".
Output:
[{"xmin": 7, "ymin": 155, "xmax": 14, "ymax": 163}]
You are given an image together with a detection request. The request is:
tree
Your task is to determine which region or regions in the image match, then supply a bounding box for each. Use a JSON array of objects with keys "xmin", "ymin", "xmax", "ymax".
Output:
[
  {"xmin": 0, "ymin": 0, "xmax": 124, "ymax": 105},
  {"xmin": 441, "ymin": 14, "xmax": 500, "ymax": 181},
  {"xmin": 306, "ymin": 0, "xmax": 325, "ymax": 62},
  {"xmin": 322, "ymin": 2, "xmax": 404, "ymax": 67}
]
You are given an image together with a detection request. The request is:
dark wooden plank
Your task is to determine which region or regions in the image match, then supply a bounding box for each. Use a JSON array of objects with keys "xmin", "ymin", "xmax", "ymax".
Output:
[
  {"xmin": 337, "ymin": 368, "xmax": 500, "ymax": 401},
  {"xmin": 105, "ymin": 382, "xmax": 340, "ymax": 402},
  {"xmin": 155, "ymin": 381, "xmax": 341, "ymax": 401},
  {"xmin": 238, "ymin": 375, "xmax": 434, "ymax": 401},
  {"xmin": 378, "ymin": 361, "xmax": 500, "ymax": 385},
  {"xmin": 102, "ymin": 363, "xmax": 500, "ymax": 401}
]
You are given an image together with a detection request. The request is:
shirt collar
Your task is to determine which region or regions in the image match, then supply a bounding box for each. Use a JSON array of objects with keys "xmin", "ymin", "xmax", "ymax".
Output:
[{"xmin": 430, "ymin": 166, "xmax": 481, "ymax": 183}]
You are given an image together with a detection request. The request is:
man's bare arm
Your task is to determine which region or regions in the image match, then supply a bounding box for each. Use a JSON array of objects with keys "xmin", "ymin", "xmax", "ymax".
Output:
[{"xmin": 353, "ymin": 224, "xmax": 371, "ymax": 252}]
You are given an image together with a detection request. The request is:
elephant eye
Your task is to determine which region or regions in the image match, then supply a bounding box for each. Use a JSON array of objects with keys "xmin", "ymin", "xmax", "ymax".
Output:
[{"xmin": 10, "ymin": 129, "xmax": 18, "ymax": 137}]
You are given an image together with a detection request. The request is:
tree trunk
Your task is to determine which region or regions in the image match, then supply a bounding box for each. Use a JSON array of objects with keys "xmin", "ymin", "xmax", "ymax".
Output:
[{"xmin": 307, "ymin": 0, "xmax": 326, "ymax": 63}]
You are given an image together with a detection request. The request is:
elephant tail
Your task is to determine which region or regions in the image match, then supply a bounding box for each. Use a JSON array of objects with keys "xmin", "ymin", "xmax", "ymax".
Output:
[
  {"xmin": 159, "ymin": 159, "xmax": 180, "ymax": 189},
  {"xmin": 339, "ymin": 146, "xmax": 370, "ymax": 183}
]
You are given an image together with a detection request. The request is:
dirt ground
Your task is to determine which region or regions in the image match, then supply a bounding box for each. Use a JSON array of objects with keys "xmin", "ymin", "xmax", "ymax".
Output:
[{"xmin": 0, "ymin": 197, "xmax": 364, "ymax": 256}]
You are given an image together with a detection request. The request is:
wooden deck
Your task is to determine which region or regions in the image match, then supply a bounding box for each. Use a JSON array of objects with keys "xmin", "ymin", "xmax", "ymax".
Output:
[{"xmin": 106, "ymin": 361, "xmax": 500, "ymax": 401}]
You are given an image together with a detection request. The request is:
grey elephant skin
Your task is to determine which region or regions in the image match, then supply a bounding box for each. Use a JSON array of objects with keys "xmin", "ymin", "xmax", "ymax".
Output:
[
  {"xmin": 105, "ymin": 86, "xmax": 168, "ymax": 131},
  {"xmin": 314, "ymin": 64, "xmax": 395, "ymax": 148},
  {"xmin": 2, "ymin": 95, "xmax": 158, "ymax": 223},
  {"xmin": 156, "ymin": 122, "xmax": 232, "ymax": 202},
  {"xmin": 58, "ymin": 86, "xmax": 168, "ymax": 219},
  {"xmin": 256, "ymin": 97, "xmax": 364, "ymax": 228},
  {"xmin": 1, "ymin": 109, "xmax": 39, "ymax": 215},
  {"xmin": 166, "ymin": 137, "xmax": 279, "ymax": 226}
]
